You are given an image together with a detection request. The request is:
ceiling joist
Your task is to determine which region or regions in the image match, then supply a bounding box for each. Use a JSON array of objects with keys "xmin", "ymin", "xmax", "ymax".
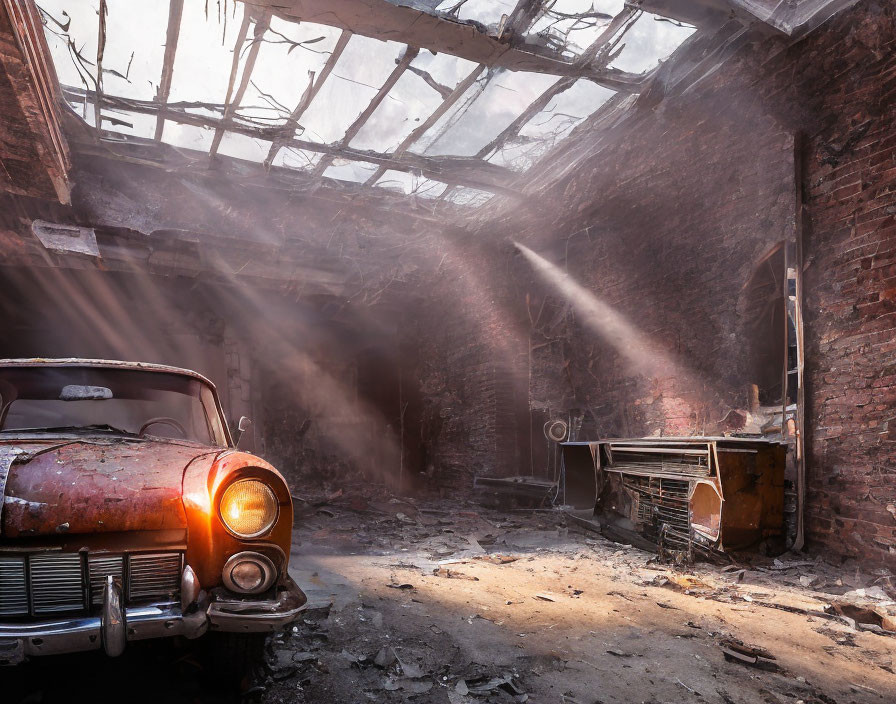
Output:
[
  {"xmin": 62, "ymin": 87, "xmax": 518, "ymax": 195},
  {"xmin": 241, "ymin": 0, "xmax": 645, "ymax": 92},
  {"xmin": 313, "ymin": 44, "xmax": 420, "ymax": 177}
]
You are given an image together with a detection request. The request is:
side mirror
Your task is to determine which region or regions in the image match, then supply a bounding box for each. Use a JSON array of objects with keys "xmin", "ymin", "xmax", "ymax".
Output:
[{"xmin": 236, "ymin": 416, "xmax": 254, "ymax": 451}]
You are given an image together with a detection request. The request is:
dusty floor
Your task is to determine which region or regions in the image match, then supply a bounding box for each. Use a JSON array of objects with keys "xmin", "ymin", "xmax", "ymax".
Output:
[{"xmin": 4, "ymin": 491, "xmax": 896, "ymax": 703}]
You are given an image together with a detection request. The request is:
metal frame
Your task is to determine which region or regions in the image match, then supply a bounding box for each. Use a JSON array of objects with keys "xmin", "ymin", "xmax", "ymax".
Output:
[
  {"xmin": 0, "ymin": 357, "xmax": 234, "ymax": 447},
  {"xmin": 68, "ymin": 0, "xmax": 716, "ymax": 202}
]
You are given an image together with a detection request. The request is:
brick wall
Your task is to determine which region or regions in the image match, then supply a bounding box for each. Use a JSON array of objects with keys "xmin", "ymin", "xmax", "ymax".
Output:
[
  {"xmin": 789, "ymin": 2, "xmax": 896, "ymax": 563},
  {"xmin": 415, "ymin": 0, "xmax": 895, "ymax": 564}
]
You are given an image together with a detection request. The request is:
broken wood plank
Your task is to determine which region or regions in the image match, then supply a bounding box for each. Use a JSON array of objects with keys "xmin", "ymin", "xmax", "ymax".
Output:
[
  {"xmin": 153, "ymin": 0, "xmax": 184, "ymax": 141},
  {"xmin": 63, "ymin": 86, "xmax": 519, "ymax": 194},
  {"xmin": 264, "ymin": 29, "xmax": 351, "ymax": 169},
  {"xmin": 209, "ymin": 11, "xmax": 270, "ymax": 159},
  {"xmin": 364, "ymin": 63, "xmax": 487, "ymax": 186},
  {"xmin": 94, "ymin": 0, "xmax": 106, "ymax": 134},
  {"xmin": 313, "ymin": 45, "xmax": 420, "ymax": 177},
  {"xmin": 246, "ymin": 0, "xmax": 646, "ymax": 91}
]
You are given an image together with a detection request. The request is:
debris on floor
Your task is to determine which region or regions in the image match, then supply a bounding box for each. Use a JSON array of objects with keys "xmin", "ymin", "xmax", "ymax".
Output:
[
  {"xmin": 6, "ymin": 486, "xmax": 894, "ymax": 703},
  {"xmin": 260, "ymin": 487, "xmax": 896, "ymax": 703}
]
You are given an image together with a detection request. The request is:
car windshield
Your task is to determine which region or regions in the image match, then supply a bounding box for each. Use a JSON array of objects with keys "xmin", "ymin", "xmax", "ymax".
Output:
[{"xmin": 0, "ymin": 366, "xmax": 228, "ymax": 446}]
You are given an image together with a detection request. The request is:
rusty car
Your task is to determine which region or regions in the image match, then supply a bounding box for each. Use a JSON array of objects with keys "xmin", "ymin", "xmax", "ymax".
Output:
[{"xmin": 0, "ymin": 358, "xmax": 305, "ymax": 667}]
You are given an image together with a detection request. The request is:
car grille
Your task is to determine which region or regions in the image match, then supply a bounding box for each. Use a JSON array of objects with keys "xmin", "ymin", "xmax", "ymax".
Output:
[
  {"xmin": 623, "ymin": 475, "xmax": 691, "ymax": 546},
  {"xmin": 0, "ymin": 551, "xmax": 182, "ymax": 618}
]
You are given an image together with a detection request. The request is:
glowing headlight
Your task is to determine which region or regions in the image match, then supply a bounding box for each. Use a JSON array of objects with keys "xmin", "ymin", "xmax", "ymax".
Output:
[{"xmin": 219, "ymin": 479, "xmax": 278, "ymax": 538}]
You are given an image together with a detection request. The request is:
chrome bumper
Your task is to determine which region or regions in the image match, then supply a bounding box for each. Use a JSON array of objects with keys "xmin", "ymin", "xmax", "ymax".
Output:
[{"xmin": 0, "ymin": 577, "xmax": 307, "ymax": 664}]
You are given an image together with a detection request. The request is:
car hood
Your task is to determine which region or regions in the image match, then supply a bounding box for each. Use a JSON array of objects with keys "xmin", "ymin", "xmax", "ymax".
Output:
[{"xmin": 0, "ymin": 438, "xmax": 221, "ymax": 538}]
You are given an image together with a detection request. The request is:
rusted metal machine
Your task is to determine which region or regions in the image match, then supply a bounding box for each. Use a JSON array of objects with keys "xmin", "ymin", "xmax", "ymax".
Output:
[{"xmin": 561, "ymin": 437, "xmax": 786, "ymax": 559}]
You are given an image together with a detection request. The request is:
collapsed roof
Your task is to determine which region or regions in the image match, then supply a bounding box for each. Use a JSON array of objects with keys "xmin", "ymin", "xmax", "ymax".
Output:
[
  {"xmin": 0, "ymin": 0, "xmax": 855, "ymax": 290},
  {"xmin": 38, "ymin": 0, "xmax": 704, "ymax": 209}
]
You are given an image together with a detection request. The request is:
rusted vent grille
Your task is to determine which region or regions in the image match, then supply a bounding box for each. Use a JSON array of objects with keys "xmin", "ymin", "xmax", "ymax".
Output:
[
  {"xmin": 88, "ymin": 555, "xmax": 125, "ymax": 607},
  {"xmin": 0, "ymin": 551, "xmax": 182, "ymax": 618},
  {"xmin": 0, "ymin": 557, "xmax": 28, "ymax": 616},
  {"xmin": 30, "ymin": 553, "xmax": 84, "ymax": 614},
  {"xmin": 128, "ymin": 553, "xmax": 182, "ymax": 602},
  {"xmin": 624, "ymin": 475, "xmax": 691, "ymax": 544},
  {"xmin": 611, "ymin": 445, "xmax": 711, "ymax": 478}
]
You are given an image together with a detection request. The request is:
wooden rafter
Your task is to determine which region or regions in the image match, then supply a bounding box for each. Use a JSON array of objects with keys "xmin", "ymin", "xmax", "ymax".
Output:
[
  {"xmin": 363, "ymin": 63, "xmax": 486, "ymax": 186},
  {"xmin": 312, "ymin": 45, "xmax": 420, "ymax": 177},
  {"xmin": 154, "ymin": 0, "xmax": 184, "ymax": 141},
  {"xmin": 264, "ymin": 29, "xmax": 351, "ymax": 169},
  {"xmin": 473, "ymin": 8, "xmax": 638, "ymax": 163},
  {"xmin": 61, "ymin": 87, "xmax": 517, "ymax": 195},
  {"xmin": 246, "ymin": 0, "xmax": 646, "ymax": 92},
  {"xmin": 503, "ymin": 0, "xmax": 546, "ymax": 37},
  {"xmin": 93, "ymin": 0, "xmax": 106, "ymax": 133},
  {"xmin": 208, "ymin": 10, "xmax": 271, "ymax": 159},
  {"xmin": 475, "ymin": 77, "xmax": 575, "ymax": 161}
]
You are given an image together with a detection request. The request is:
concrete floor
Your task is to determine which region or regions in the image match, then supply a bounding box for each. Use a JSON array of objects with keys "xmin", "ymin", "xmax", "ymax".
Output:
[{"xmin": 5, "ymin": 494, "xmax": 896, "ymax": 703}]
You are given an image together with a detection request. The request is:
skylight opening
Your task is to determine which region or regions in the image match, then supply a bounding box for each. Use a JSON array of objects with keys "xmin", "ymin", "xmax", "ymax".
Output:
[
  {"xmin": 374, "ymin": 170, "xmax": 448, "ymax": 199},
  {"xmin": 349, "ymin": 70, "xmax": 445, "ymax": 153},
  {"xmin": 36, "ymin": 0, "xmax": 703, "ymax": 200},
  {"xmin": 235, "ymin": 19, "xmax": 341, "ymax": 126},
  {"xmin": 609, "ymin": 12, "xmax": 697, "ymax": 74},
  {"xmin": 167, "ymin": 0, "xmax": 248, "ymax": 104},
  {"xmin": 296, "ymin": 35, "xmax": 404, "ymax": 144},
  {"xmin": 420, "ymin": 70, "xmax": 557, "ymax": 157},
  {"xmin": 323, "ymin": 159, "xmax": 380, "ymax": 184}
]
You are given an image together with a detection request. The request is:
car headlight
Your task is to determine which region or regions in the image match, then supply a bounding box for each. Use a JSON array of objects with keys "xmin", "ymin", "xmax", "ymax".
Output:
[
  {"xmin": 219, "ymin": 479, "xmax": 279, "ymax": 538},
  {"xmin": 223, "ymin": 552, "xmax": 276, "ymax": 594}
]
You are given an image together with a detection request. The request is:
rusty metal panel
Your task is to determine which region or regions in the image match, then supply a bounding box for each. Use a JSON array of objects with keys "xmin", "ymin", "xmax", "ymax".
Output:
[
  {"xmin": 563, "ymin": 437, "xmax": 786, "ymax": 558},
  {"xmin": 1, "ymin": 440, "xmax": 214, "ymax": 537}
]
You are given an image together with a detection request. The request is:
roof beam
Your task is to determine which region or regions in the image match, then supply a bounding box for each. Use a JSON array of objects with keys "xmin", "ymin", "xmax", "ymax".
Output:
[
  {"xmin": 209, "ymin": 11, "xmax": 270, "ymax": 159},
  {"xmin": 93, "ymin": 0, "xmax": 106, "ymax": 134},
  {"xmin": 475, "ymin": 77, "xmax": 575, "ymax": 160},
  {"xmin": 473, "ymin": 8, "xmax": 637, "ymax": 164},
  {"xmin": 154, "ymin": 0, "xmax": 183, "ymax": 141},
  {"xmin": 61, "ymin": 87, "xmax": 517, "ymax": 195},
  {"xmin": 241, "ymin": 0, "xmax": 644, "ymax": 92},
  {"xmin": 503, "ymin": 0, "xmax": 546, "ymax": 36},
  {"xmin": 312, "ymin": 45, "xmax": 419, "ymax": 177},
  {"xmin": 264, "ymin": 28, "xmax": 351, "ymax": 169},
  {"xmin": 364, "ymin": 63, "xmax": 486, "ymax": 186}
]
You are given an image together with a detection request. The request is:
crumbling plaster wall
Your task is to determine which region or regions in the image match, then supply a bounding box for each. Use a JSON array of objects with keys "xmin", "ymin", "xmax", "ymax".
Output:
[{"xmin": 414, "ymin": 0, "xmax": 895, "ymax": 564}]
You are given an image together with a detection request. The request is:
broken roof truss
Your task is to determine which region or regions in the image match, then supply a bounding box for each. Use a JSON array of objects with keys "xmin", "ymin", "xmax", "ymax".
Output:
[{"xmin": 38, "ymin": 0, "xmax": 706, "ymax": 208}]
